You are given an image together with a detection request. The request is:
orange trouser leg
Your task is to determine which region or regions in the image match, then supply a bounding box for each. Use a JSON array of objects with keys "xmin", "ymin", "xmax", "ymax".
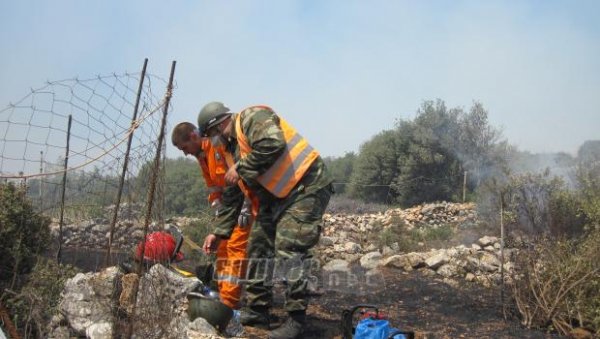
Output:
[{"xmin": 215, "ymin": 223, "xmax": 251, "ymax": 309}]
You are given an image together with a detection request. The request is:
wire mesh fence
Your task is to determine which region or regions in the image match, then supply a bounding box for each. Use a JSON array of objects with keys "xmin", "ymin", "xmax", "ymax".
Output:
[{"xmin": 0, "ymin": 60, "xmax": 173, "ymax": 271}]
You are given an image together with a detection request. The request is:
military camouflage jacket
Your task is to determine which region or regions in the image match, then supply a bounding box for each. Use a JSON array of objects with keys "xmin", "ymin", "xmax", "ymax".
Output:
[{"xmin": 211, "ymin": 106, "xmax": 332, "ymax": 238}]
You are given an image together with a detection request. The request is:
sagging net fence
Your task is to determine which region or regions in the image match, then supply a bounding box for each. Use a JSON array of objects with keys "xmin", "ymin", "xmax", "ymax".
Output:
[{"xmin": 0, "ymin": 60, "xmax": 176, "ymax": 271}]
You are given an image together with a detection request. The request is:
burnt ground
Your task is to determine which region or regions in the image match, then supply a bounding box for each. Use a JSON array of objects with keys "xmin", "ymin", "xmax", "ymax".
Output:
[
  {"xmin": 55, "ymin": 245, "xmax": 566, "ymax": 338},
  {"xmin": 243, "ymin": 267, "xmax": 565, "ymax": 339}
]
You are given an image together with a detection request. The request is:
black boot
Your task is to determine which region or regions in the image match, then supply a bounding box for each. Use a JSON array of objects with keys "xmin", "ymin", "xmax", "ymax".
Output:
[
  {"xmin": 268, "ymin": 311, "xmax": 305, "ymax": 339},
  {"xmin": 240, "ymin": 306, "xmax": 270, "ymax": 329}
]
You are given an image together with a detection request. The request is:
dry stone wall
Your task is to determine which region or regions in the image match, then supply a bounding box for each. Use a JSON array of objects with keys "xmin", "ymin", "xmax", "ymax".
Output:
[
  {"xmin": 317, "ymin": 202, "xmax": 514, "ymax": 288},
  {"xmin": 55, "ymin": 201, "xmax": 511, "ymax": 289}
]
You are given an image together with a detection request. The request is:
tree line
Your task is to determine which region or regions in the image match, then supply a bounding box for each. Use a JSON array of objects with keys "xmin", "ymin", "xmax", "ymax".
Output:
[{"xmin": 20, "ymin": 99, "xmax": 600, "ymax": 231}]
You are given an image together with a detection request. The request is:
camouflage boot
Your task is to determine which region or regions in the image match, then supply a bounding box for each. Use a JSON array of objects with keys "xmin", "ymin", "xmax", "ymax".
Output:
[
  {"xmin": 240, "ymin": 306, "xmax": 270, "ymax": 329},
  {"xmin": 267, "ymin": 311, "xmax": 305, "ymax": 339}
]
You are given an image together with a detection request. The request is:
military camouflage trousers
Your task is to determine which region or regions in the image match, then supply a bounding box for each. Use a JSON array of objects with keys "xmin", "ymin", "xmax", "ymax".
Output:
[{"xmin": 244, "ymin": 183, "xmax": 333, "ymax": 312}]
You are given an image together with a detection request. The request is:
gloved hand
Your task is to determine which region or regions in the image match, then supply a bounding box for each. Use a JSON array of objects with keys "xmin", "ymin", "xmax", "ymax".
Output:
[
  {"xmin": 211, "ymin": 199, "xmax": 223, "ymax": 217},
  {"xmin": 237, "ymin": 199, "xmax": 252, "ymax": 227}
]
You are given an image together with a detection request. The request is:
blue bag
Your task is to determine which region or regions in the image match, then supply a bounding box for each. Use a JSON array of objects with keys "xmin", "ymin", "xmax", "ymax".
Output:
[
  {"xmin": 354, "ymin": 318, "xmax": 389, "ymax": 339},
  {"xmin": 354, "ymin": 318, "xmax": 408, "ymax": 339}
]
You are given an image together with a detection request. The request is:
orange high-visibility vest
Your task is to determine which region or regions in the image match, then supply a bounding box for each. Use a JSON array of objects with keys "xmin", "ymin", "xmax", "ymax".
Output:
[
  {"xmin": 197, "ymin": 137, "xmax": 259, "ymax": 217},
  {"xmin": 196, "ymin": 138, "xmax": 227, "ymax": 204},
  {"xmin": 234, "ymin": 105, "xmax": 319, "ymax": 198}
]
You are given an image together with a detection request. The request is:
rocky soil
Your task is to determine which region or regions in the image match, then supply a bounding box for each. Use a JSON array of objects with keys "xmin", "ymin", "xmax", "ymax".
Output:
[{"xmin": 49, "ymin": 202, "xmax": 567, "ymax": 338}]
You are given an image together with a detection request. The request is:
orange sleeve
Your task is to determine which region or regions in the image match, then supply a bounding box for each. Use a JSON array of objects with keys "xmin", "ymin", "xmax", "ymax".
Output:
[
  {"xmin": 197, "ymin": 139, "xmax": 224, "ymax": 204},
  {"xmin": 207, "ymin": 144, "xmax": 228, "ymax": 187}
]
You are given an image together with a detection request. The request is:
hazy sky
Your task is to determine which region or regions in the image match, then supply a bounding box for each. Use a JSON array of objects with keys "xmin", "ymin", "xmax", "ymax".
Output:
[{"xmin": 1, "ymin": 1, "xmax": 598, "ymax": 158}]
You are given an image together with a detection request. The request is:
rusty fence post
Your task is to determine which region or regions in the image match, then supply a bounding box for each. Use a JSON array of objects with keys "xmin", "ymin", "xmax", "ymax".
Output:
[
  {"xmin": 105, "ymin": 58, "xmax": 148, "ymax": 266},
  {"xmin": 124, "ymin": 60, "xmax": 176, "ymax": 339},
  {"xmin": 56, "ymin": 114, "xmax": 72, "ymax": 264}
]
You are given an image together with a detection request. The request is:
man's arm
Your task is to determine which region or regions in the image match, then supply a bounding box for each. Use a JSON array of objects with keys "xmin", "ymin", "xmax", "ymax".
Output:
[
  {"xmin": 202, "ymin": 182, "xmax": 244, "ymax": 253},
  {"xmin": 211, "ymin": 183, "xmax": 244, "ymax": 238},
  {"xmin": 235, "ymin": 108, "xmax": 286, "ymax": 183}
]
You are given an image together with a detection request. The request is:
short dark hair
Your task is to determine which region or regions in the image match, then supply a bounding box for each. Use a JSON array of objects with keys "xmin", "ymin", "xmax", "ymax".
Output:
[{"xmin": 171, "ymin": 122, "xmax": 196, "ymax": 146}]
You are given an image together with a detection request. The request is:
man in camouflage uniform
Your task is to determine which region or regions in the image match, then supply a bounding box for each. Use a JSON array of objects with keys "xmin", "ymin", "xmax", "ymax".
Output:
[{"xmin": 198, "ymin": 102, "xmax": 333, "ymax": 339}]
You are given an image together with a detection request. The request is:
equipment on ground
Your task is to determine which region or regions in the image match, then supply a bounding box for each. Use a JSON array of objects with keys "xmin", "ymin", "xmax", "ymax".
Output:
[
  {"xmin": 134, "ymin": 231, "xmax": 184, "ymax": 263},
  {"xmin": 128, "ymin": 227, "xmax": 232, "ymax": 332},
  {"xmin": 341, "ymin": 304, "xmax": 415, "ymax": 339},
  {"xmin": 187, "ymin": 291, "xmax": 233, "ymax": 332}
]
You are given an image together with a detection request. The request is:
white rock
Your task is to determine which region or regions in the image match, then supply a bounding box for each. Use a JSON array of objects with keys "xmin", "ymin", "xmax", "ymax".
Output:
[
  {"xmin": 382, "ymin": 246, "xmax": 395, "ymax": 256},
  {"xmin": 187, "ymin": 317, "xmax": 219, "ymax": 337},
  {"xmin": 323, "ymin": 259, "xmax": 350, "ymax": 272},
  {"xmin": 436, "ymin": 264, "xmax": 456, "ymax": 278},
  {"xmin": 86, "ymin": 322, "xmax": 112, "ymax": 339},
  {"xmin": 365, "ymin": 243, "xmax": 378, "ymax": 252},
  {"xmin": 360, "ymin": 251, "xmax": 383, "ymax": 269},
  {"xmin": 478, "ymin": 236, "xmax": 498, "ymax": 247},
  {"xmin": 344, "ymin": 241, "xmax": 362, "ymax": 254},
  {"xmin": 425, "ymin": 251, "xmax": 449, "ymax": 269},
  {"xmin": 479, "ymin": 252, "xmax": 501, "ymax": 272}
]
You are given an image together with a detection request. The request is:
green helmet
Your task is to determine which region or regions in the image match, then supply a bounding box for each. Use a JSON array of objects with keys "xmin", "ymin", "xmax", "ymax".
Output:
[
  {"xmin": 197, "ymin": 101, "xmax": 231, "ymax": 136},
  {"xmin": 186, "ymin": 292, "xmax": 233, "ymax": 331}
]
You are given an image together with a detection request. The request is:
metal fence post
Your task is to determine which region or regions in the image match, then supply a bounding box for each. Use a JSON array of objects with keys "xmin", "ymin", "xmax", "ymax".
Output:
[
  {"xmin": 125, "ymin": 60, "xmax": 176, "ymax": 339},
  {"xmin": 56, "ymin": 114, "xmax": 72, "ymax": 264},
  {"xmin": 105, "ymin": 58, "xmax": 148, "ymax": 266}
]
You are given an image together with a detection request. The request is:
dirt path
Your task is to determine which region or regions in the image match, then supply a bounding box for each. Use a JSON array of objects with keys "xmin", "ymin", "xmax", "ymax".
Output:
[{"xmin": 244, "ymin": 267, "xmax": 564, "ymax": 338}]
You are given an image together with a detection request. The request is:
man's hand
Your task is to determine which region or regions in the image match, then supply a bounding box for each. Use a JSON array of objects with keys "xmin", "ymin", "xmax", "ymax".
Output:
[
  {"xmin": 237, "ymin": 198, "xmax": 252, "ymax": 227},
  {"xmin": 225, "ymin": 164, "xmax": 240, "ymax": 186},
  {"xmin": 210, "ymin": 198, "xmax": 223, "ymax": 216},
  {"xmin": 210, "ymin": 198, "xmax": 222, "ymax": 209},
  {"xmin": 202, "ymin": 234, "xmax": 220, "ymax": 254}
]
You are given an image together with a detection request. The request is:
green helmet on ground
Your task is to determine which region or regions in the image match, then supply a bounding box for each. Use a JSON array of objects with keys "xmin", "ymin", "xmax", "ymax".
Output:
[
  {"xmin": 197, "ymin": 101, "xmax": 231, "ymax": 136},
  {"xmin": 187, "ymin": 292, "xmax": 233, "ymax": 331}
]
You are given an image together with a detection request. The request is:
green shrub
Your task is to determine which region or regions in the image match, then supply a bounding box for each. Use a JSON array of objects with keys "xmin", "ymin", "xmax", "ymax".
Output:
[
  {"xmin": 511, "ymin": 230, "xmax": 600, "ymax": 336},
  {"xmin": 375, "ymin": 216, "xmax": 454, "ymax": 253},
  {"xmin": 477, "ymin": 171, "xmax": 586, "ymax": 238},
  {"xmin": 372, "ymin": 216, "xmax": 407, "ymax": 250},
  {"xmin": 548, "ymin": 189, "xmax": 586, "ymax": 237},
  {"xmin": 180, "ymin": 214, "xmax": 213, "ymax": 246},
  {"xmin": 378, "ymin": 225, "xmax": 402, "ymax": 248},
  {"xmin": 0, "ymin": 183, "xmax": 74, "ymax": 337},
  {"xmin": 0, "ymin": 183, "xmax": 51, "ymax": 289},
  {"xmin": 576, "ymin": 161, "xmax": 600, "ymax": 231},
  {"xmin": 177, "ymin": 213, "xmax": 216, "ymax": 269},
  {"xmin": 410, "ymin": 224, "xmax": 454, "ymax": 243},
  {"xmin": 5, "ymin": 259, "xmax": 80, "ymax": 338}
]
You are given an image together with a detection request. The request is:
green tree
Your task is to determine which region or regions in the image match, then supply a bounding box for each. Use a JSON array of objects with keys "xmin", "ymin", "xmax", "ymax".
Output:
[
  {"xmin": 323, "ymin": 152, "xmax": 356, "ymax": 194},
  {"xmin": 578, "ymin": 140, "xmax": 600, "ymax": 163},
  {"xmin": 349, "ymin": 130, "xmax": 403, "ymax": 203},
  {"xmin": 348, "ymin": 99, "xmax": 508, "ymax": 206},
  {"xmin": 163, "ymin": 157, "xmax": 209, "ymax": 215},
  {"xmin": 455, "ymin": 101, "xmax": 503, "ymax": 189},
  {"xmin": 394, "ymin": 100, "xmax": 463, "ymax": 205}
]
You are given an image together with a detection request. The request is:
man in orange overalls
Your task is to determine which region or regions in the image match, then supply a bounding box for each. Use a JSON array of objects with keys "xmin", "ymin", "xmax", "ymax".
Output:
[{"xmin": 171, "ymin": 122, "xmax": 257, "ymax": 313}]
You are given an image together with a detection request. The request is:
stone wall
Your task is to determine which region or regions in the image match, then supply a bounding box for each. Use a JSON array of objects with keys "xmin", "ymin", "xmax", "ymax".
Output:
[{"xmin": 317, "ymin": 202, "xmax": 514, "ymax": 288}]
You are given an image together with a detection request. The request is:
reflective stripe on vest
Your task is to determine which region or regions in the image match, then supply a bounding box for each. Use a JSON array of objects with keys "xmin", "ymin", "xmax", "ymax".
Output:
[
  {"xmin": 216, "ymin": 274, "xmax": 242, "ymax": 285},
  {"xmin": 235, "ymin": 106, "xmax": 319, "ymax": 198}
]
